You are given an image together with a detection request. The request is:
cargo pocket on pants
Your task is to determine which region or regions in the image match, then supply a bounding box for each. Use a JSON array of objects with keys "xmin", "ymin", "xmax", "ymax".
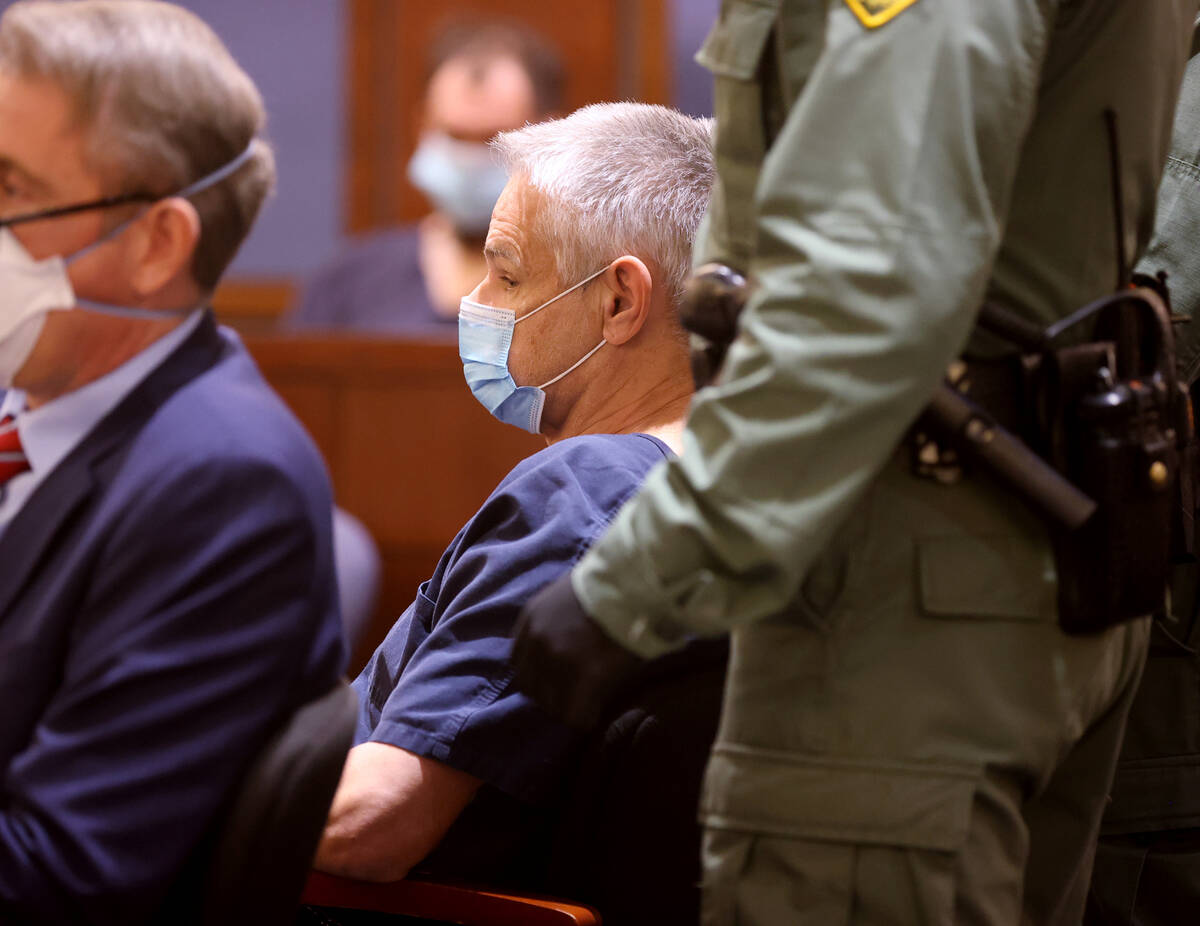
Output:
[{"xmin": 700, "ymin": 745, "xmax": 979, "ymax": 925}]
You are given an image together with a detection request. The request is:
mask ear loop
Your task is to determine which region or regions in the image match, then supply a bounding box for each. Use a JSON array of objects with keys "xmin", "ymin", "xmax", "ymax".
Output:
[
  {"xmin": 537, "ymin": 339, "xmax": 608, "ymax": 389},
  {"xmin": 66, "ymin": 141, "xmax": 258, "ymax": 269},
  {"xmin": 516, "ymin": 263, "xmax": 613, "ymax": 389},
  {"xmin": 514, "ymin": 264, "xmax": 610, "ymax": 325},
  {"xmin": 64, "ymin": 142, "xmax": 259, "ymax": 320}
]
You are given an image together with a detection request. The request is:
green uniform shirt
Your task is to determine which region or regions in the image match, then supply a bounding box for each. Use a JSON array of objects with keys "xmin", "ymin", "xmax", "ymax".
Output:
[{"xmin": 573, "ymin": 0, "xmax": 1197, "ymax": 658}]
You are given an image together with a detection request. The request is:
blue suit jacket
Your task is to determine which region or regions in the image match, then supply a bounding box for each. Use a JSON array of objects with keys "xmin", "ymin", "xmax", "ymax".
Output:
[{"xmin": 0, "ymin": 314, "xmax": 344, "ymax": 924}]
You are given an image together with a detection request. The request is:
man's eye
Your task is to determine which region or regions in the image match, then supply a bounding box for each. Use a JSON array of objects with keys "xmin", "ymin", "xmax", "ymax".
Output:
[
  {"xmin": 501, "ymin": 276, "xmax": 518, "ymax": 288},
  {"xmin": 0, "ymin": 182, "xmax": 33, "ymax": 217}
]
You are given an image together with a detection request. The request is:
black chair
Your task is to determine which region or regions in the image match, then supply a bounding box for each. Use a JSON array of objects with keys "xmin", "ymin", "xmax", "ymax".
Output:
[
  {"xmin": 301, "ymin": 640, "xmax": 729, "ymax": 924},
  {"xmin": 201, "ymin": 680, "xmax": 358, "ymax": 925},
  {"xmin": 541, "ymin": 639, "xmax": 728, "ymax": 924}
]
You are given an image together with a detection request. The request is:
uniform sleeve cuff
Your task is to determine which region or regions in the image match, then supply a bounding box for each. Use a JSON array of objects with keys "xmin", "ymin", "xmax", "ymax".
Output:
[{"xmin": 571, "ymin": 539, "xmax": 692, "ymax": 660}]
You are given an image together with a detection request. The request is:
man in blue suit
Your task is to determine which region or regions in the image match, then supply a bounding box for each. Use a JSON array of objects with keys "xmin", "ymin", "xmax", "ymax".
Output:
[{"xmin": 0, "ymin": 2, "xmax": 343, "ymax": 922}]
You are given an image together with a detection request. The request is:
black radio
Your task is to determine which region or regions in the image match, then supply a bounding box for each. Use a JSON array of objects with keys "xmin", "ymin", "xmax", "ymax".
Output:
[{"xmin": 984, "ymin": 286, "xmax": 1193, "ymax": 633}]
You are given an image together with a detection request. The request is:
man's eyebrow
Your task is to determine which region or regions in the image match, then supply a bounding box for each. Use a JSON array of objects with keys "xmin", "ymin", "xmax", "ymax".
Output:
[
  {"xmin": 0, "ymin": 155, "xmax": 55, "ymax": 197},
  {"xmin": 484, "ymin": 243, "xmax": 519, "ymax": 264}
]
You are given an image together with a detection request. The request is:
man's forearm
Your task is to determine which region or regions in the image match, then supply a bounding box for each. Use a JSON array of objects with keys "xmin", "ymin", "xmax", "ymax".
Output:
[{"xmin": 315, "ymin": 742, "xmax": 481, "ymax": 882}]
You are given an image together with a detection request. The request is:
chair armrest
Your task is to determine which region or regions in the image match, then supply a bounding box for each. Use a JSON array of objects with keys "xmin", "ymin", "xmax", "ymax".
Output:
[{"xmin": 301, "ymin": 870, "xmax": 601, "ymax": 926}]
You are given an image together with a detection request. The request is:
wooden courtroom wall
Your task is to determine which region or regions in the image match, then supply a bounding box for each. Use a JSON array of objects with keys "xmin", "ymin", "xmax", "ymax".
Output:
[
  {"xmin": 248, "ymin": 337, "xmax": 544, "ymax": 668},
  {"xmin": 346, "ymin": 0, "xmax": 672, "ymax": 232}
]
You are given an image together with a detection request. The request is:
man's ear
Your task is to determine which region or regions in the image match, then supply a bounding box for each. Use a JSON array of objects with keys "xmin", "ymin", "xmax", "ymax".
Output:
[
  {"xmin": 128, "ymin": 197, "xmax": 201, "ymax": 297},
  {"xmin": 601, "ymin": 255, "xmax": 654, "ymax": 346}
]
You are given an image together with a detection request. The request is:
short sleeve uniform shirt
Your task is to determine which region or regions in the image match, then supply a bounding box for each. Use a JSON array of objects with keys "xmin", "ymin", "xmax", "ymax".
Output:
[{"xmin": 352, "ymin": 432, "xmax": 672, "ymax": 880}]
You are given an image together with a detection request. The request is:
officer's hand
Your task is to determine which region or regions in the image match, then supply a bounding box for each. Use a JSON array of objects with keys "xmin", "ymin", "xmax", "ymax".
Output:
[{"xmin": 511, "ymin": 572, "xmax": 645, "ymax": 729}]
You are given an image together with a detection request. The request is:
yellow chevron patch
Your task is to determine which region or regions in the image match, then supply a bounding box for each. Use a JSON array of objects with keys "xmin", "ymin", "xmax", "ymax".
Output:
[{"xmin": 844, "ymin": 0, "xmax": 922, "ymax": 28}]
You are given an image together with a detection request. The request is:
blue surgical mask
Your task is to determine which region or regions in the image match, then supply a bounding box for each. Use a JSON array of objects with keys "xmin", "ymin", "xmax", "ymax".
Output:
[
  {"xmin": 407, "ymin": 132, "xmax": 509, "ymax": 237},
  {"xmin": 459, "ymin": 266, "xmax": 609, "ymax": 434}
]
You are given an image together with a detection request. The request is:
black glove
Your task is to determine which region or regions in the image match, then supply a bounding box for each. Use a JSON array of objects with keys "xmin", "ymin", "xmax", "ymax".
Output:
[{"xmin": 511, "ymin": 572, "xmax": 646, "ymax": 729}]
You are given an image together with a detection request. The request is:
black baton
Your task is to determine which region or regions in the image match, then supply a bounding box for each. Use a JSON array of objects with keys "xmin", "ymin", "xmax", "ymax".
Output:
[{"xmin": 925, "ymin": 384, "xmax": 1097, "ymax": 531}]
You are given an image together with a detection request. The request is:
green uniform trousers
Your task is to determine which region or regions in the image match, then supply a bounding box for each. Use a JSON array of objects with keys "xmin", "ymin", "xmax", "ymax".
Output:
[{"xmin": 699, "ymin": 455, "xmax": 1149, "ymax": 925}]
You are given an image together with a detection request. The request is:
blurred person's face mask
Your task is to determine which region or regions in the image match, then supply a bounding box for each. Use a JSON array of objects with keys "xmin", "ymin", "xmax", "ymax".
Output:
[
  {"xmin": 0, "ymin": 144, "xmax": 255, "ymax": 387},
  {"xmin": 458, "ymin": 265, "xmax": 609, "ymax": 434},
  {"xmin": 408, "ymin": 131, "xmax": 509, "ymax": 237}
]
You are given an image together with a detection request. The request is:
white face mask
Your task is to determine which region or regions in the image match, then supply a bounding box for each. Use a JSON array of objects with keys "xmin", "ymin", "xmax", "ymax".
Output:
[
  {"xmin": 0, "ymin": 143, "xmax": 256, "ymax": 388},
  {"xmin": 0, "ymin": 229, "xmax": 75, "ymax": 388}
]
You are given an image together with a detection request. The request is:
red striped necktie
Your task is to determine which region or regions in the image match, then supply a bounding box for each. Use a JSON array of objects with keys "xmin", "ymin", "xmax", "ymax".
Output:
[{"xmin": 0, "ymin": 416, "xmax": 29, "ymax": 486}]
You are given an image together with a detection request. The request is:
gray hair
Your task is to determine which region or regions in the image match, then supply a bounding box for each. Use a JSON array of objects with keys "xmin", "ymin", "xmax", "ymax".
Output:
[
  {"xmin": 492, "ymin": 102, "xmax": 714, "ymax": 306},
  {"xmin": 0, "ymin": 0, "xmax": 274, "ymax": 292}
]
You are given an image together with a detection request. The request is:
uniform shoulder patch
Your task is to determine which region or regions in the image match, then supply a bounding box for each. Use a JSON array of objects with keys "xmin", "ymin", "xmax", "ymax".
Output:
[{"xmin": 843, "ymin": 0, "xmax": 922, "ymax": 29}]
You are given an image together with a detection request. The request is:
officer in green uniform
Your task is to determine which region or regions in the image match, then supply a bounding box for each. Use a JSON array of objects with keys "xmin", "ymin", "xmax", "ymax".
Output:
[{"xmin": 512, "ymin": 1, "xmax": 1199, "ymax": 922}]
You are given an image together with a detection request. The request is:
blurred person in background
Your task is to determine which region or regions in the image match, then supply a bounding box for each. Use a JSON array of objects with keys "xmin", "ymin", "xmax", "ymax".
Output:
[{"xmin": 287, "ymin": 20, "xmax": 564, "ymax": 337}]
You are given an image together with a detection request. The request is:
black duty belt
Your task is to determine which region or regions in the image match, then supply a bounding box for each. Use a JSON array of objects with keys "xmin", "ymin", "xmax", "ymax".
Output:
[{"xmin": 913, "ymin": 290, "xmax": 1193, "ymax": 634}]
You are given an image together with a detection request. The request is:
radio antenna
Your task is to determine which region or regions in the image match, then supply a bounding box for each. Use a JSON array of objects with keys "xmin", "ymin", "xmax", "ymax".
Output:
[{"xmin": 1104, "ymin": 108, "xmax": 1130, "ymax": 289}]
